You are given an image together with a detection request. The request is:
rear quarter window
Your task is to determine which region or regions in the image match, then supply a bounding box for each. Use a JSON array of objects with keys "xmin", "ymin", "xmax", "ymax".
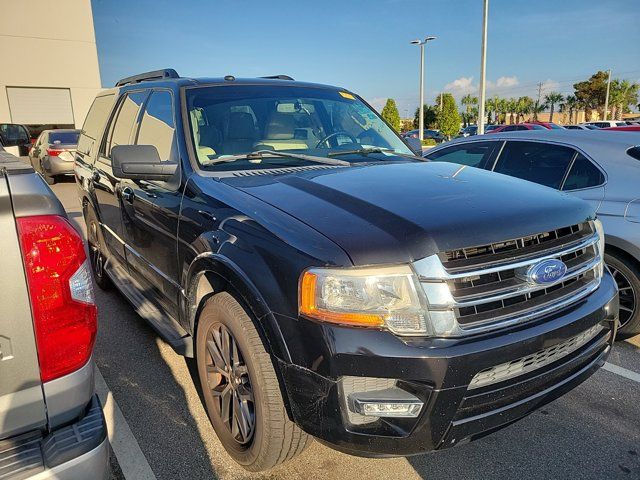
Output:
[
  {"xmin": 77, "ymin": 94, "xmax": 116, "ymax": 156},
  {"xmin": 562, "ymin": 154, "xmax": 605, "ymax": 190},
  {"xmin": 627, "ymin": 146, "xmax": 640, "ymax": 161}
]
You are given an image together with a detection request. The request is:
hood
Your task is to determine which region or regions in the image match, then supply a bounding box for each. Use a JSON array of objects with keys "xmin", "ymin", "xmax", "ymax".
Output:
[{"xmin": 222, "ymin": 162, "xmax": 595, "ymax": 265}]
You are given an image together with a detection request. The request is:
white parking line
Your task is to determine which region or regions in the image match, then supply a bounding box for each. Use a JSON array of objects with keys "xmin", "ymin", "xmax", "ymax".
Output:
[
  {"xmin": 95, "ymin": 368, "xmax": 157, "ymax": 480},
  {"xmin": 603, "ymin": 362, "xmax": 640, "ymax": 383}
]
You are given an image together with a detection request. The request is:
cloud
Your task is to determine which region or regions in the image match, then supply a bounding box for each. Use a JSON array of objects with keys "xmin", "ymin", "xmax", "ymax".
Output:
[
  {"xmin": 541, "ymin": 79, "xmax": 560, "ymax": 92},
  {"xmin": 444, "ymin": 76, "xmax": 476, "ymax": 96},
  {"xmin": 368, "ymin": 97, "xmax": 387, "ymax": 112},
  {"xmin": 496, "ymin": 76, "xmax": 519, "ymax": 88}
]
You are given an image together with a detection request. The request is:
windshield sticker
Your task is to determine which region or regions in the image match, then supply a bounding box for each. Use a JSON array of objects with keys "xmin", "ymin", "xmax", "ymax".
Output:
[{"xmin": 338, "ymin": 91, "xmax": 355, "ymax": 100}]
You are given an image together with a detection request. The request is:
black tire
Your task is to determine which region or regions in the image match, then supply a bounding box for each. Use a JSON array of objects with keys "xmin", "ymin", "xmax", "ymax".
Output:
[
  {"xmin": 196, "ymin": 292, "xmax": 310, "ymax": 471},
  {"xmin": 605, "ymin": 251, "xmax": 640, "ymax": 339},
  {"xmin": 85, "ymin": 210, "xmax": 111, "ymax": 290}
]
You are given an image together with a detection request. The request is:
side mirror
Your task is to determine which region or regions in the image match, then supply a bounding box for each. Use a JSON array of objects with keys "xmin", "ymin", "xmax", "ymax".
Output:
[
  {"xmin": 405, "ymin": 137, "xmax": 423, "ymax": 155},
  {"xmin": 0, "ymin": 123, "xmax": 31, "ymax": 147},
  {"xmin": 112, "ymin": 145, "xmax": 178, "ymax": 181}
]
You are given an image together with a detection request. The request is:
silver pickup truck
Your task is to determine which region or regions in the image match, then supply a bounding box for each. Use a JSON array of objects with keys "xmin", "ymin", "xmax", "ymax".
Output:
[{"xmin": 0, "ymin": 146, "xmax": 108, "ymax": 479}]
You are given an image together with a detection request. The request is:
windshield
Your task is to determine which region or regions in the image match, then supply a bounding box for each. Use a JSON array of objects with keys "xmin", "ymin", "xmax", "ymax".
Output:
[
  {"xmin": 186, "ymin": 85, "xmax": 413, "ymax": 170},
  {"xmin": 49, "ymin": 131, "xmax": 80, "ymax": 145}
]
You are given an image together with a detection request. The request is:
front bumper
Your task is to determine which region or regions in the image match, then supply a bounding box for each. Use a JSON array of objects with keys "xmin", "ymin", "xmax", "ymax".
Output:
[
  {"xmin": 0, "ymin": 395, "xmax": 109, "ymax": 479},
  {"xmin": 277, "ymin": 270, "xmax": 618, "ymax": 457},
  {"xmin": 42, "ymin": 155, "xmax": 74, "ymax": 176}
]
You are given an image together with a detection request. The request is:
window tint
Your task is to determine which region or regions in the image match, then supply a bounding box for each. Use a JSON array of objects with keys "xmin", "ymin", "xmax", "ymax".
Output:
[
  {"xmin": 503, "ymin": 125, "xmax": 518, "ymax": 132},
  {"xmin": 531, "ymin": 124, "xmax": 547, "ymax": 130},
  {"xmin": 627, "ymin": 146, "xmax": 640, "ymax": 161},
  {"xmin": 103, "ymin": 91, "xmax": 147, "ymax": 159},
  {"xmin": 136, "ymin": 91, "xmax": 176, "ymax": 162},
  {"xmin": 425, "ymin": 141, "xmax": 498, "ymax": 168},
  {"xmin": 562, "ymin": 154, "xmax": 604, "ymax": 190},
  {"xmin": 78, "ymin": 94, "xmax": 115, "ymax": 155},
  {"xmin": 493, "ymin": 141, "xmax": 575, "ymax": 189}
]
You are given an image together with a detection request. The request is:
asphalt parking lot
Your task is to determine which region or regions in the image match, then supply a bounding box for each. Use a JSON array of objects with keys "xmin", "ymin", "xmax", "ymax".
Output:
[{"xmin": 50, "ymin": 178, "xmax": 640, "ymax": 480}]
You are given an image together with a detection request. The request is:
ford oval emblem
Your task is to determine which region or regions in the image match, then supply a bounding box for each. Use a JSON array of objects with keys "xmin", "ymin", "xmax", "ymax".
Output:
[{"xmin": 527, "ymin": 259, "xmax": 567, "ymax": 285}]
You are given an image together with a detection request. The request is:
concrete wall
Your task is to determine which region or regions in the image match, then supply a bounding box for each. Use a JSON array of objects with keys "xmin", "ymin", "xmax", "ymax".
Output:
[{"xmin": 0, "ymin": 0, "xmax": 102, "ymax": 127}]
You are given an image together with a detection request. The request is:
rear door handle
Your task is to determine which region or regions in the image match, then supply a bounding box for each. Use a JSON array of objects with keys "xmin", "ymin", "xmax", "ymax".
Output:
[{"xmin": 121, "ymin": 186, "xmax": 134, "ymax": 203}]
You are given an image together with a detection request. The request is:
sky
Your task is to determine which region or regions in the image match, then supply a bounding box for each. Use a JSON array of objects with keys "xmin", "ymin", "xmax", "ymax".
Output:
[{"xmin": 91, "ymin": 0, "xmax": 640, "ymax": 116}]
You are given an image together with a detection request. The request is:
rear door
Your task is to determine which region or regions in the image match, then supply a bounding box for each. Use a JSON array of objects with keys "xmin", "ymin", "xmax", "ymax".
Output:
[
  {"xmin": 92, "ymin": 90, "xmax": 149, "ymax": 265},
  {"xmin": 0, "ymin": 173, "xmax": 46, "ymax": 439},
  {"xmin": 120, "ymin": 89, "xmax": 182, "ymax": 319}
]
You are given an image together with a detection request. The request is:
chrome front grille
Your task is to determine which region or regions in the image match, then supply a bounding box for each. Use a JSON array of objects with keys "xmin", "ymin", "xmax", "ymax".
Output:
[
  {"xmin": 413, "ymin": 221, "xmax": 604, "ymax": 336},
  {"xmin": 469, "ymin": 324, "xmax": 604, "ymax": 389}
]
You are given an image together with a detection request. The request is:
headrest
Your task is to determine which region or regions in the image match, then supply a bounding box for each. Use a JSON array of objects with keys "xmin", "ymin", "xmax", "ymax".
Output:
[
  {"xmin": 227, "ymin": 112, "xmax": 256, "ymax": 139},
  {"xmin": 265, "ymin": 113, "xmax": 296, "ymax": 140}
]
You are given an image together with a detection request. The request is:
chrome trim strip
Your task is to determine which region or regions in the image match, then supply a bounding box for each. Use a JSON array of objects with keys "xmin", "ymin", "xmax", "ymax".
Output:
[
  {"xmin": 414, "ymin": 232, "xmax": 599, "ymax": 281},
  {"xmin": 458, "ymin": 277, "xmax": 601, "ymax": 332},
  {"xmin": 448, "ymin": 255, "xmax": 601, "ymax": 309}
]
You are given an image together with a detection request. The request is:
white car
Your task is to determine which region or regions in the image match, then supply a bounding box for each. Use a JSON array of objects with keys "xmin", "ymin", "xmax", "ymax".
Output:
[{"xmin": 581, "ymin": 121, "xmax": 627, "ymax": 128}]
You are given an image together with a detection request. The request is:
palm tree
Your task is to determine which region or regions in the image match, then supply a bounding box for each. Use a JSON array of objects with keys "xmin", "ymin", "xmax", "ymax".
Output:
[
  {"xmin": 544, "ymin": 92, "xmax": 564, "ymax": 123},
  {"xmin": 485, "ymin": 97, "xmax": 497, "ymax": 124},
  {"xmin": 609, "ymin": 79, "xmax": 640, "ymax": 120},
  {"xmin": 461, "ymin": 94, "xmax": 478, "ymax": 126},
  {"xmin": 516, "ymin": 96, "xmax": 534, "ymax": 123},
  {"xmin": 506, "ymin": 98, "xmax": 517, "ymax": 124},
  {"xmin": 562, "ymin": 95, "xmax": 578, "ymax": 124}
]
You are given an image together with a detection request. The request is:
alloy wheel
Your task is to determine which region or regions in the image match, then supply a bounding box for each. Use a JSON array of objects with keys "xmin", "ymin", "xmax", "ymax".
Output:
[
  {"xmin": 609, "ymin": 264, "xmax": 637, "ymax": 329},
  {"xmin": 89, "ymin": 222, "xmax": 105, "ymax": 280},
  {"xmin": 205, "ymin": 323, "xmax": 255, "ymax": 445}
]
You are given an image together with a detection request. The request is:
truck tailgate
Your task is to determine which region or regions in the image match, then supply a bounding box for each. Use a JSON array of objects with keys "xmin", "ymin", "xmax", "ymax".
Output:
[{"xmin": 0, "ymin": 171, "xmax": 47, "ymax": 439}]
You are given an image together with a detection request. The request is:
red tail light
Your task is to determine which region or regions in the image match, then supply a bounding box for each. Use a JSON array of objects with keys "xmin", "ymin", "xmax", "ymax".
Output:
[
  {"xmin": 47, "ymin": 148, "xmax": 62, "ymax": 157},
  {"xmin": 17, "ymin": 216, "xmax": 97, "ymax": 382}
]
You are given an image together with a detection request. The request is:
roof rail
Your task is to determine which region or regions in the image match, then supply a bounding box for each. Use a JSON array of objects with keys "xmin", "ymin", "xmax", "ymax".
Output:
[
  {"xmin": 115, "ymin": 69, "xmax": 180, "ymax": 87},
  {"xmin": 261, "ymin": 75, "xmax": 295, "ymax": 81}
]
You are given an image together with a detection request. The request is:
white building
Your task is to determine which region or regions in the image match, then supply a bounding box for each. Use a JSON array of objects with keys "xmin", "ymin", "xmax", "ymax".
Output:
[{"xmin": 0, "ymin": 0, "xmax": 102, "ymax": 135}]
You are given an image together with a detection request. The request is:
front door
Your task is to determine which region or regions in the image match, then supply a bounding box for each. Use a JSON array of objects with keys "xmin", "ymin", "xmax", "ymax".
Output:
[
  {"xmin": 120, "ymin": 89, "xmax": 182, "ymax": 319},
  {"xmin": 92, "ymin": 90, "xmax": 149, "ymax": 264}
]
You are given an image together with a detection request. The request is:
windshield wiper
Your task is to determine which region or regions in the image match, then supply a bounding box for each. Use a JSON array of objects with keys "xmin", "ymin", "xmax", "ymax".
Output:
[
  {"xmin": 327, "ymin": 148, "xmax": 425, "ymax": 161},
  {"xmin": 209, "ymin": 150, "xmax": 351, "ymax": 167}
]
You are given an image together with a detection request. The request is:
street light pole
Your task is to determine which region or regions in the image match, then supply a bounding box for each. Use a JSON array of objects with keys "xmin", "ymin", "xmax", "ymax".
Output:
[
  {"xmin": 603, "ymin": 69, "xmax": 612, "ymax": 121},
  {"xmin": 477, "ymin": 0, "xmax": 489, "ymax": 135},
  {"xmin": 411, "ymin": 36, "xmax": 437, "ymax": 142}
]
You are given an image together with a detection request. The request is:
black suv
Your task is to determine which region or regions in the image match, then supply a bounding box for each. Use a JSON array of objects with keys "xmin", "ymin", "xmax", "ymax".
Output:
[{"xmin": 76, "ymin": 69, "xmax": 619, "ymax": 471}]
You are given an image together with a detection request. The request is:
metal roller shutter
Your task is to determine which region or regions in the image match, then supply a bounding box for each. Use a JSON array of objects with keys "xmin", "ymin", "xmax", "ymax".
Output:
[{"xmin": 6, "ymin": 87, "xmax": 74, "ymax": 125}]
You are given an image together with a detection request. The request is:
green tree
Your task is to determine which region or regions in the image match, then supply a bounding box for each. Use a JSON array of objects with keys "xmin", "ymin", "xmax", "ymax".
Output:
[
  {"xmin": 573, "ymin": 71, "xmax": 609, "ymax": 119},
  {"xmin": 544, "ymin": 92, "xmax": 564, "ymax": 122},
  {"xmin": 609, "ymin": 79, "xmax": 639, "ymax": 120},
  {"xmin": 461, "ymin": 94, "xmax": 478, "ymax": 126},
  {"xmin": 413, "ymin": 105, "xmax": 438, "ymax": 129},
  {"xmin": 436, "ymin": 93, "xmax": 461, "ymax": 139},
  {"xmin": 560, "ymin": 95, "xmax": 578, "ymax": 124},
  {"xmin": 506, "ymin": 98, "xmax": 518, "ymax": 124},
  {"xmin": 381, "ymin": 98, "xmax": 401, "ymax": 132},
  {"xmin": 515, "ymin": 96, "xmax": 534, "ymax": 123}
]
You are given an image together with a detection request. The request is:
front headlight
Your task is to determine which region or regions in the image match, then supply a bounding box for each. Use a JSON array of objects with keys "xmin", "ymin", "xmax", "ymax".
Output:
[{"xmin": 299, "ymin": 265, "xmax": 430, "ymax": 335}]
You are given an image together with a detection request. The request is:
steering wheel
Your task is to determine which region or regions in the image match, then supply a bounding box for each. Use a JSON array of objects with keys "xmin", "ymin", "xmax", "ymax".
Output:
[{"xmin": 315, "ymin": 131, "xmax": 358, "ymax": 149}]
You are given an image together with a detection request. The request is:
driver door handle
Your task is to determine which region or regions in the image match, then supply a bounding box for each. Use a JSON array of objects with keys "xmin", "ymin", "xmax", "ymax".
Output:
[
  {"xmin": 121, "ymin": 186, "xmax": 135, "ymax": 203},
  {"xmin": 91, "ymin": 170, "xmax": 100, "ymax": 182}
]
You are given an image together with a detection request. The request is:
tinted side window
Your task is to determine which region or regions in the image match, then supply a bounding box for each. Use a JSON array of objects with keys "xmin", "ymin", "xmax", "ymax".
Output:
[
  {"xmin": 103, "ymin": 91, "xmax": 148, "ymax": 160},
  {"xmin": 425, "ymin": 141, "xmax": 499, "ymax": 168},
  {"xmin": 562, "ymin": 154, "xmax": 604, "ymax": 190},
  {"xmin": 136, "ymin": 91, "xmax": 176, "ymax": 162},
  {"xmin": 493, "ymin": 141, "xmax": 575, "ymax": 189},
  {"xmin": 78, "ymin": 94, "xmax": 115, "ymax": 155}
]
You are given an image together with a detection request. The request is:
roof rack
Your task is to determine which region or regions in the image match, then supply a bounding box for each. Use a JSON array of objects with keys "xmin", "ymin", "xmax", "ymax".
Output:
[
  {"xmin": 115, "ymin": 69, "xmax": 180, "ymax": 87},
  {"xmin": 261, "ymin": 75, "xmax": 295, "ymax": 81}
]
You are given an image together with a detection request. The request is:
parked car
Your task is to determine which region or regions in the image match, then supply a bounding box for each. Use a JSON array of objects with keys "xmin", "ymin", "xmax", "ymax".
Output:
[
  {"xmin": 565, "ymin": 124, "xmax": 598, "ymax": 130},
  {"xmin": 583, "ymin": 121, "xmax": 627, "ymax": 128},
  {"xmin": 403, "ymin": 128, "xmax": 444, "ymax": 142},
  {"xmin": 602, "ymin": 125, "xmax": 640, "ymax": 132},
  {"xmin": 424, "ymin": 129, "xmax": 639, "ymax": 337},
  {"xmin": 0, "ymin": 123, "xmax": 31, "ymax": 157},
  {"xmin": 529, "ymin": 121, "xmax": 565, "ymax": 130},
  {"xmin": 458, "ymin": 125, "xmax": 477, "ymax": 137},
  {"xmin": 488, "ymin": 123, "xmax": 548, "ymax": 133},
  {"xmin": 28, "ymin": 129, "xmax": 81, "ymax": 184},
  {"xmin": 76, "ymin": 69, "xmax": 618, "ymax": 471},
  {"xmin": 0, "ymin": 145, "xmax": 107, "ymax": 478}
]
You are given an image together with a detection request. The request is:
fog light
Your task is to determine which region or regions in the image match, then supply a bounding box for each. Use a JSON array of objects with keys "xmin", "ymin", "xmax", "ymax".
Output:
[{"xmin": 348, "ymin": 388, "xmax": 423, "ymax": 418}]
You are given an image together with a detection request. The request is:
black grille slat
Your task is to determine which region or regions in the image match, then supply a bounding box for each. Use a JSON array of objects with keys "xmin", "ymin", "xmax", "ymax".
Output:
[{"xmin": 441, "ymin": 223, "xmax": 593, "ymax": 272}]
